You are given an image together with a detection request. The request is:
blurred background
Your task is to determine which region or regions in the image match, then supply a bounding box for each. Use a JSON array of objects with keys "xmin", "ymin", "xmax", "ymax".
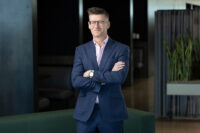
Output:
[{"xmin": 1, "ymin": 0, "xmax": 200, "ymax": 132}]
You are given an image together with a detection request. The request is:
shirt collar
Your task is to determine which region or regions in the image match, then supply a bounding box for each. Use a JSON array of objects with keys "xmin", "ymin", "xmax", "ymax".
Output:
[{"xmin": 93, "ymin": 35, "xmax": 109, "ymax": 47}]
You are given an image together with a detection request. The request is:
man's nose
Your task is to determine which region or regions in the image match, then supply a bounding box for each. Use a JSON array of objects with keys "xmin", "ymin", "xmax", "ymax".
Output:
[{"xmin": 94, "ymin": 22, "xmax": 100, "ymax": 27}]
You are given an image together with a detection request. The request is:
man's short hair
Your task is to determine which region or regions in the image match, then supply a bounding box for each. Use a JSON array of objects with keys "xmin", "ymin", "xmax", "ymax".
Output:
[{"xmin": 87, "ymin": 7, "xmax": 109, "ymax": 20}]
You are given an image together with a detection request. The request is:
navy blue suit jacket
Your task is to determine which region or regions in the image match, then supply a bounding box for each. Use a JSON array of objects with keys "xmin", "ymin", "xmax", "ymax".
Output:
[{"xmin": 72, "ymin": 38, "xmax": 129, "ymax": 122}]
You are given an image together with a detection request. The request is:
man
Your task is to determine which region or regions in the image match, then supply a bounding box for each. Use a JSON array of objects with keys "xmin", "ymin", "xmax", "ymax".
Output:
[{"xmin": 71, "ymin": 7, "xmax": 130, "ymax": 133}]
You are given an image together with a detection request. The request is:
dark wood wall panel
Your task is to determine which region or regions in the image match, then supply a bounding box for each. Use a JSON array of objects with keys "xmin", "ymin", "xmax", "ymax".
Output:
[
  {"xmin": 0, "ymin": 0, "xmax": 34, "ymax": 116},
  {"xmin": 38, "ymin": 0, "xmax": 79, "ymax": 56}
]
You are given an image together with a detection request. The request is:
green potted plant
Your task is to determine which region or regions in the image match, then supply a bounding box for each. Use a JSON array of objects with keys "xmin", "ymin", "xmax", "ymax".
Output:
[
  {"xmin": 164, "ymin": 32, "xmax": 200, "ymax": 117},
  {"xmin": 164, "ymin": 32, "xmax": 200, "ymax": 82},
  {"xmin": 164, "ymin": 32, "xmax": 200, "ymax": 95}
]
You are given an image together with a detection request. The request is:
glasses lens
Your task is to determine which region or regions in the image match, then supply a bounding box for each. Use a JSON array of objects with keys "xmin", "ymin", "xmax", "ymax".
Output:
[{"xmin": 89, "ymin": 21, "xmax": 105, "ymax": 26}]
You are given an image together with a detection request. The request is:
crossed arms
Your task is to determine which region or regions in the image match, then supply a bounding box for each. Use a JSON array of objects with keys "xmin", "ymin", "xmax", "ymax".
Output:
[
  {"xmin": 83, "ymin": 61, "xmax": 125, "ymax": 76},
  {"xmin": 71, "ymin": 46, "xmax": 129, "ymax": 93}
]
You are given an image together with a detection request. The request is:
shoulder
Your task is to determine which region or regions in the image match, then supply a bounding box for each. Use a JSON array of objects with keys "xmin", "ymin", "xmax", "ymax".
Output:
[
  {"xmin": 111, "ymin": 39, "xmax": 130, "ymax": 51},
  {"xmin": 75, "ymin": 41, "xmax": 93, "ymax": 51}
]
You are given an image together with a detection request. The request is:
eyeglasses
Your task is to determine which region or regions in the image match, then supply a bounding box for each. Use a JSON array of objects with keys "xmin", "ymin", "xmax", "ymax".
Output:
[{"xmin": 89, "ymin": 21, "xmax": 106, "ymax": 26}]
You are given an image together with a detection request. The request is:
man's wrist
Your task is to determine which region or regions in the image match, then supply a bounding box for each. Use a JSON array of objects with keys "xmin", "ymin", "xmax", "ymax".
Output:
[{"xmin": 89, "ymin": 70, "xmax": 94, "ymax": 79}]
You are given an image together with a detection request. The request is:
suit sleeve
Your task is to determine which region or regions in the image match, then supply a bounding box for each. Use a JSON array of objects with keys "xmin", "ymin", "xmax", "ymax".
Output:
[
  {"xmin": 71, "ymin": 47, "xmax": 101, "ymax": 93},
  {"xmin": 92, "ymin": 46, "xmax": 130, "ymax": 84}
]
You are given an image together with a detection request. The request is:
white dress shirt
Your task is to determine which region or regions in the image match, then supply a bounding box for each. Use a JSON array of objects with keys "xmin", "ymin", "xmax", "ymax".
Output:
[{"xmin": 93, "ymin": 36, "xmax": 109, "ymax": 103}]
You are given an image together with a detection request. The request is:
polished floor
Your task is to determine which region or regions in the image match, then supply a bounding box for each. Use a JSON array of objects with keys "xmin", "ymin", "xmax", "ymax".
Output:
[
  {"xmin": 122, "ymin": 76, "xmax": 154, "ymax": 112},
  {"xmin": 156, "ymin": 120, "xmax": 200, "ymax": 133},
  {"xmin": 122, "ymin": 76, "xmax": 200, "ymax": 133}
]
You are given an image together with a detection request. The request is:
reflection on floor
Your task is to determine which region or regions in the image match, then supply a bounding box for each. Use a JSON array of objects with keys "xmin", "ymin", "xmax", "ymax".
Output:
[
  {"xmin": 156, "ymin": 120, "xmax": 200, "ymax": 133},
  {"xmin": 122, "ymin": 76, "xmax": 154, "ymax": 112},
  {"xmin": 122, "ymin": 76, "xmax": 200, "ymax": 133}
]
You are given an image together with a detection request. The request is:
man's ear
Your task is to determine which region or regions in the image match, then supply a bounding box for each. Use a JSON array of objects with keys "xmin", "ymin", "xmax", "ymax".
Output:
[
  {"xmin": 107, "ymin": 21, "xmax": 110, "ymax": 29},
  {"xmin": 88, "ymin": 22, "xmax": 91, "ymax": 29}
]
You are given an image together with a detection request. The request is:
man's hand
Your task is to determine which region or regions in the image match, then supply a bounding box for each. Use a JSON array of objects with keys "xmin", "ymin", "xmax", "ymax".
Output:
[
  {"xmin": 83, "ymin": 70, "xmax": 92, "ymax": 77},
  {"xmin": 112, "ymin": 61, "xmax": 125, "ymax": 71},
  {"xmin": 83, "ymin": 61, "xmax": 125, "ymax": 77}
]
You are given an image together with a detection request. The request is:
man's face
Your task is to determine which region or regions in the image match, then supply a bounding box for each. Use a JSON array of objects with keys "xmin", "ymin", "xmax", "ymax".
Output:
[{"xmin": 88, "ymin": 14, "xmax": 110, "ymax": 38}]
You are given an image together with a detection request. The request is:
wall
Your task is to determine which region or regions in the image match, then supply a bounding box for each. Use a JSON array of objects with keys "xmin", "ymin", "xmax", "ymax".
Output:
[
  {"xmin": 0, "ymin": 0, "xmax": 34, "ymax": 115},
  {"xmin": 37, "ymin": 0, "xmax": 79, "ymax": 56}
]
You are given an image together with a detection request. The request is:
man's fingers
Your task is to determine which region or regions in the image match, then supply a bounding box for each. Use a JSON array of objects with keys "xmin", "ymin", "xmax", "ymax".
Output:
[
  {"xmin": 115, "ymin": 61, "xmax": 125, "ymax": 65},
  {"xmin": 83, "ymin": 70, "xmax": 91, "ymax": 77},
  {"xmin": 112, "ymin": 65, "xmax": 124, "ymax": 71},
  {"xmin": 118, "ymin": 64, "xmax": 125, "ymax": 67},
  {"xmin": 115, "ymin": 63, "xmax": 125, "ymax": 68},
  {"xmin": 117, "ymin": 66, "xmax": 124, "ymax": 70},
  {"xmin": 115, "ymin": 61, "xmax": 124, "ymax": 63},
  {"xmin": 118, "ymin": 65, "xmax": 124, "ymax": 68},
  {"xmin": 115, "ymin": 63, "xmax": 125, "ymax": 67},
  {"xmin": 112, "ymin": 61, "xmax": 125, "ymax": 71}
]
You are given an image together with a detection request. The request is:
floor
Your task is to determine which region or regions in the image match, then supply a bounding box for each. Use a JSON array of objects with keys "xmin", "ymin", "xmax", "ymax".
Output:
[
  {"xmin": 122, "ymin": 76, "xmax": 154, "ymax": 112},
  {"xmin": 156, "ymin": 120, "xmax": 200, "ymax": 133},
  {"xmin": 122, "ymin": 76, "xmax": 200, "ymax": 133}
]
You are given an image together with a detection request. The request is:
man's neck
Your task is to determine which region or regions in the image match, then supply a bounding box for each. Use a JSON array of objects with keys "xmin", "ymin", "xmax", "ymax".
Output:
[{"xmin": 93, "ymin": 35, "xmax": 107, "ymax": 47}]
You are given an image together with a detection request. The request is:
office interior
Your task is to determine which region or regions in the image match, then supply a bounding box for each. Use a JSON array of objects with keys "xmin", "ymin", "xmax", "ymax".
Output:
[{"xmin": 1, "ymin": 0, "xmax": 200, "ymax": 132}]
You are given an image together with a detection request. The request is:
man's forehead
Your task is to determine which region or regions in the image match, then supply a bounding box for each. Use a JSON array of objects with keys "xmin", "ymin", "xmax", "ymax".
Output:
[{"xmin": 89, "ymin": 14, "xmax": 108, "ymax": 20}]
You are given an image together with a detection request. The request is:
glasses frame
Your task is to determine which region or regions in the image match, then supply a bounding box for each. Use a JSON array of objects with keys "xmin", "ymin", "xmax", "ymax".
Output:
[{"xmin": 88, "ymin": 20, "xmax": 107, "ymax": 26}]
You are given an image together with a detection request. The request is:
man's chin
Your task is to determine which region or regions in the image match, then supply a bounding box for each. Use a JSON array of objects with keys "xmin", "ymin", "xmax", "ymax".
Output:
[{"xmin": 92, "ymin": 34, "xmax": 101, "ymax": 38}]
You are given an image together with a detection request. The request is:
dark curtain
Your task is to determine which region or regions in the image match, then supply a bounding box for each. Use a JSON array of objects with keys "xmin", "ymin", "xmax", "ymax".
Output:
[{"xmin": 155, "ymin": 9, "xmax": 200, "ymax": 118}]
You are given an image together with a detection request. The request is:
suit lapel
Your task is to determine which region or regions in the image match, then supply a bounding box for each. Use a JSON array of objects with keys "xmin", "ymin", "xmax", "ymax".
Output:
[
  {"xmin": 99, "ymin": 38, "xmax": 114, "ymax": 70},
  {"xmin": 89, "ymin": 41, "xmax": 99, "ymax": 70}
]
